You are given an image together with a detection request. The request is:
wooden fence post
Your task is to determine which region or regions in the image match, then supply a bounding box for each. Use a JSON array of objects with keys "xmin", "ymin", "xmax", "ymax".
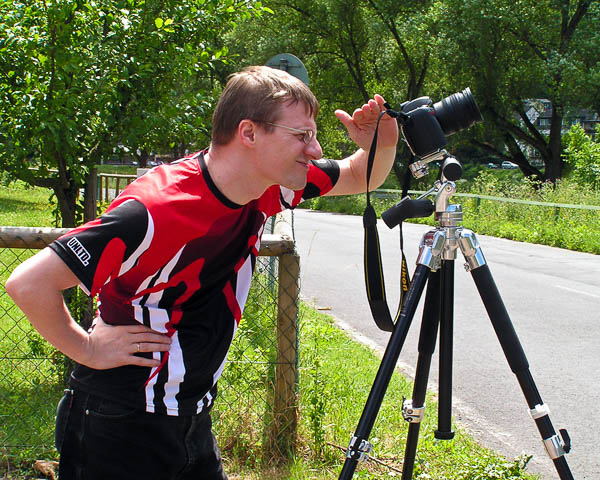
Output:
[
  {"xmin": 267, "ymin": 210, "xmax": 300, "ymax": 458},
  {"xmin": 270, "ymin": 250, "xmax": 300, "ymax": 457}
]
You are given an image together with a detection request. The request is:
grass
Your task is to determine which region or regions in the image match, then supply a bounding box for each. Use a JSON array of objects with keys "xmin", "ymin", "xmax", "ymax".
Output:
[
  {"xmin": 0, "ymin": 240, "xmax": 70, "ymax": 477},
  {"xmin": 95, "ymin": 165, "xmax": 138, "ymax": 175},
  {"xmin": 0, "ymin": 181, "xmax": 65, "ymax": 468},
  {"xmin": 0, "ymin": 177, "xmax": 542, "ymax": 479},
  {"xmin": 0, "ymin": 255, "xmax": 65, "ymax": 477},
  {"xmin": 0, "ymin": 182, "xmax": 56, "ymax": 227},
  {"xmin": 222, "ymin": 305, "xmax": 538, "ymax": 479}
]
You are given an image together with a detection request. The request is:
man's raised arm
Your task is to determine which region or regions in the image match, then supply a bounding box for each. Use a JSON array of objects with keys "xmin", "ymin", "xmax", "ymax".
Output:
[{"xmin": 326, "ymin": 94, "xmax": 399, "ymax": 196}]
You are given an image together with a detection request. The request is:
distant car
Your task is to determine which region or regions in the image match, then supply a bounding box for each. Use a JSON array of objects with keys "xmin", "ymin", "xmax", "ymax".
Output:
[
  {"xmin": 487, "ymin": 162, "xmax": 499, "ymax": 169},
  {"xmin": 501, "ymin": 161, "xmax": 518, "ymax": 169}
]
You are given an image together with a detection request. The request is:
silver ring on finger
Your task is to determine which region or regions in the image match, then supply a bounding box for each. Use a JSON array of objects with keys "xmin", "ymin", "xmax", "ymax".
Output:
[{"xmin": 136, "ymin": 342, "xmax": 141, "ymax": 353}]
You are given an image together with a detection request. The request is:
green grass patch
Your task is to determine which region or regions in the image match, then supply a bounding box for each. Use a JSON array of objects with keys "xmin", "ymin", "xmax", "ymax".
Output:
[
  {"xmin": 0, "ymin": 182, "xmax": 55, "ymax": 227},
  {"xmin": 95, "ymin": 164, "xmax": 138, "ymax": 175},
  {"xmin": 0, "ymin": 247, "xmax": 76, "ymax": 476}
]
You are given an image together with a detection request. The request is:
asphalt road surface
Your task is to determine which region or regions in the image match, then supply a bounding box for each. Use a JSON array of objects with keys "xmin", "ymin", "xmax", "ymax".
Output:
[{"xmin": 291, "ymin": 208, "xmax": 599, "ymax": 480}]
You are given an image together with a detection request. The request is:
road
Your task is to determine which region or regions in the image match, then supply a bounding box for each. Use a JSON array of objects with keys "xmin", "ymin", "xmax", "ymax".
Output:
[{"xmin": 291, "ymin": 208, "xmax": 600, "ymax": 480}]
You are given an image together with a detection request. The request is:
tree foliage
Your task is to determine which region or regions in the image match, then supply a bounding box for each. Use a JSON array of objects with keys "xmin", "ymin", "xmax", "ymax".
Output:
[
  {"xmin": 226, "ymin": 0, "xmax": 439, "ymax": 179},
  {"xmin": 0, "ymin": 0, "xmax": 266, "ymax": 226},
  {"xmin": 434, "ymin": 0, "xmax": 599, "ymax": 182},
  {"xmin": 563, "ymin": 123, "xmax": 600, "ymax": 189},
  {"xmin": 1, "ymin": 0, "xmax": 598, "ymax": 220}
]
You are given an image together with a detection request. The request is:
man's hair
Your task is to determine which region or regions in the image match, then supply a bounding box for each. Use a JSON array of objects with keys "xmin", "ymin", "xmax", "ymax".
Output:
[{"xmin": 211, "ymin": 65, "xmax": 319, "ymax": 146}]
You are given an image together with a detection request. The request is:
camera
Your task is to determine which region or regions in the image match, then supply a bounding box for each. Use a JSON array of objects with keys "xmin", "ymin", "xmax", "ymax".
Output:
[
  {"xmin": 380, "ymin": 89, "xmax": 484, "ymax": 228},
  {"xmin": 394, "ymin": 88, "xmax": 482, "ymax": 159}
]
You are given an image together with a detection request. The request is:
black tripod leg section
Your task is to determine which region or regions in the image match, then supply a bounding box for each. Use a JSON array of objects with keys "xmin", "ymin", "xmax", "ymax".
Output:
[
  {"xmin": 435, "ymin": 260, "xmax": 455, "ymax": 440},
  {"xmin": 401, "ymin": 269, "xmax": 442, "ymax": 480},
  {"xmin": 471, "ymin": 265, "xmax": 574, "ymax": 480},
  {"xmin": 339, "ymin": 264, "xmax": 430, "ymax": 480}
]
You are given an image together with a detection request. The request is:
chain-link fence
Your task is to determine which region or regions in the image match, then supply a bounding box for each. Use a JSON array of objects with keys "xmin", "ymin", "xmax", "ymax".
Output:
[{"xmin": 0, "ymin": 221, "xmax": 300, "ymax": 469}]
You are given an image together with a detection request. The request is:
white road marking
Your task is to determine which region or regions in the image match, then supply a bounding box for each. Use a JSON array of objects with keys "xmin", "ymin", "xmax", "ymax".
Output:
[{"xmin": 555, "ymin": 285, "xmax": 599, "ymax": 298}]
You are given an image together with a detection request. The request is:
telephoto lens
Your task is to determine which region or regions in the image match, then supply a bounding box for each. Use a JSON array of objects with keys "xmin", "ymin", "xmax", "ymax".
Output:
[{"xmin": 432, "ymin": 87, "xmax": 483, "ymax": 136}]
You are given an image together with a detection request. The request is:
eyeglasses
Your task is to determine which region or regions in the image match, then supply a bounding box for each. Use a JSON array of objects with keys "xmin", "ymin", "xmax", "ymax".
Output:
[{"xmin": 264, "ymin": 122, "xmax": 315, "ymax": 145}]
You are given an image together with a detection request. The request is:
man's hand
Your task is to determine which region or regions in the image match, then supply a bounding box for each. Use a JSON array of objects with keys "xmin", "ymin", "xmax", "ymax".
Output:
[
  {"xmin": 325, "ymin": 94, "xmax": 399, "ymax": 196},
  {"xmin": 84, "ymin": 317, "xmax": 172, "ymax": 370},
  {"xmin": 335, "ymin": 94, "xmax": 399, "ymax": 151},
  {"xmin": 6, "ymin": 248, "xmax": 174, "ymax": 371}
]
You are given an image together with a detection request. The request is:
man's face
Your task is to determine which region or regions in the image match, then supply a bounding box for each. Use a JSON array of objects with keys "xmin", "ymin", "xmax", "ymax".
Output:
[{"xmin": 255, "ymin": 101, "xmax": 323, "ymax": 191}]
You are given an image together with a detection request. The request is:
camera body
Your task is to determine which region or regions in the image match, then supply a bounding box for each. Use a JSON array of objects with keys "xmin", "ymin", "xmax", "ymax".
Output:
[
  {"xmin": 398, "ymin": 88, "xmax": 482, "ymax": 158},
  {"xmin": 400, "ymin": 98, "xmax": 447, "ymax": 158}
]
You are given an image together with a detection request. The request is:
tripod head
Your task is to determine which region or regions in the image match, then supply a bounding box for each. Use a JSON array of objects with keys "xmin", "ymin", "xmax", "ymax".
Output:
[
  {"xmin": 381, "ymin": 151, "xmax": 464, "ymax": 230},
  {"xmin": 408, "ymin": 149, "xmax": 462, "ymax": 182}
]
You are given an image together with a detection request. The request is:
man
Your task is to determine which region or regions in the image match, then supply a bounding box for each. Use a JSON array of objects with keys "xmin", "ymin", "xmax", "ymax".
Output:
[{"xmin": 6, "ymin": 65, "xmax": 398, "ymax": 479}]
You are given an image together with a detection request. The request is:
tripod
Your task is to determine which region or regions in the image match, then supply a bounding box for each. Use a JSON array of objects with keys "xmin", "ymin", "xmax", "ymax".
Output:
[{"xmin": 339, "ymin": 172, "xmax": 573, "ymax": 479}]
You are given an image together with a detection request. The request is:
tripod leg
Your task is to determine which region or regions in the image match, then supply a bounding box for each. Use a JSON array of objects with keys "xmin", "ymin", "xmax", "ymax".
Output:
[
  {"xmin": 401, "ymin": 269, "xmax": 441, "ymax": 480},
  {"xmin": 471, "ymin": 264, "xmax": 573, "ymax": 480},
  {"xmin": 436, "ymin": 260, "xmax": 455, "ymax": 440},
  {"xmin": 339, "ymin": 264, "xmax": 430, "ymax": 480}
]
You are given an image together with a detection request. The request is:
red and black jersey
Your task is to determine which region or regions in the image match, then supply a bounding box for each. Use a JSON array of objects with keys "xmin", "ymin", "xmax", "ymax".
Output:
[{"xmin": 50, "ymin": 151, "xmax": 339, "ymax": 416}]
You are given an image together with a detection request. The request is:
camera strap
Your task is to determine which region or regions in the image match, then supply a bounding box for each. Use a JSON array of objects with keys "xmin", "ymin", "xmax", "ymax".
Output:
[{"xmin": 362, "ymin": 112, "xmax": 411, "ymax": 332}]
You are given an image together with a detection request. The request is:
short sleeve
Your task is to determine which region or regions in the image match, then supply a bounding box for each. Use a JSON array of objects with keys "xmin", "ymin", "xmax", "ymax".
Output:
[{"xmin": 49, "ymin": 199, "xmax": 152, "ymax": 296}]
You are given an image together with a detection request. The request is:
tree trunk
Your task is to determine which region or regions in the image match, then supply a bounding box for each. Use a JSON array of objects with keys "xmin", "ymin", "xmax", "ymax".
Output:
[
  {"xmin": 137, "ymin": 148, "xmax": 150, "ymax": 168},
  {"xmin": 502, "ymin": 134, "xmax": 544, "ymax": 182},
  {"xmin": 544, "ymin": 109, "xmax": 564, "ymax": 183},
  {"xmin": 84, "ymin": 168, "xmax": 98, "ymax": 223},
  {"xmin": 54, "ymin": 183, "xmax": 79, "ymax": 228}
]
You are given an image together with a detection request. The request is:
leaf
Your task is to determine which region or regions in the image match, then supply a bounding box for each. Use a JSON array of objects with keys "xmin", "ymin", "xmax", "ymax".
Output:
[{"xmin": 155, "ymin": 17, "xmax": 164, "ymax": 29}]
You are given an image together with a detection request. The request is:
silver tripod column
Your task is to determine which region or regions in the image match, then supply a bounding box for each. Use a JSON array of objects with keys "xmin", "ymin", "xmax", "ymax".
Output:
[{"xmin": 413, "ymin": 181, "xmax": 486, "ymax": 446}]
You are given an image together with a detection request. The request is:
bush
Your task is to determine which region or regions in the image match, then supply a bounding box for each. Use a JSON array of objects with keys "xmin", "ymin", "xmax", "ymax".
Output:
[{"xmin": 301, "ymin": 169, "xmax": 600, "ymax": 254}]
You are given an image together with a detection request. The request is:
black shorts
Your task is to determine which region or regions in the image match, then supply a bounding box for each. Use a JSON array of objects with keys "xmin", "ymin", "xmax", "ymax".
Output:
[{"xmin": 55, "ymin": 389, "xmax": 227, "ymax": 480}]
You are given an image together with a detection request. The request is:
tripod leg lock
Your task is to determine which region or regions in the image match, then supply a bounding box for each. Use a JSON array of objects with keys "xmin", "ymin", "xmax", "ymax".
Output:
[
  {"xmin": 457, "ymin": 229, "xmax": 486, "ymax": 271},
  {"xmin": 402, "ymin": 398, "xmax": 426, "ymax": 423},
  {"xmin": 543, "ymin": 429, "xmax": 572, "ymax": 459},
  {"xmin": 530, "ymin": 404, "xmax": 571, "ymax": 459},
  {"xmin": 345, "ymin": 436, "xmax": 373, "ymax": 462}
]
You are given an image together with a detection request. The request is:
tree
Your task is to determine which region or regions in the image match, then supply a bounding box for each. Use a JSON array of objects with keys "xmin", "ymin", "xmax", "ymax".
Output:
[
  {"xmin": 0, "ymin": 0, "xmax": 266, "ymax": 227},
  {"xmin": 436, "ymin": 0, "xmax": 600, "ymax": 183},
  {"xmin": 359, "ymin": 0, "xmax": 441, "ymax": 182}
]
